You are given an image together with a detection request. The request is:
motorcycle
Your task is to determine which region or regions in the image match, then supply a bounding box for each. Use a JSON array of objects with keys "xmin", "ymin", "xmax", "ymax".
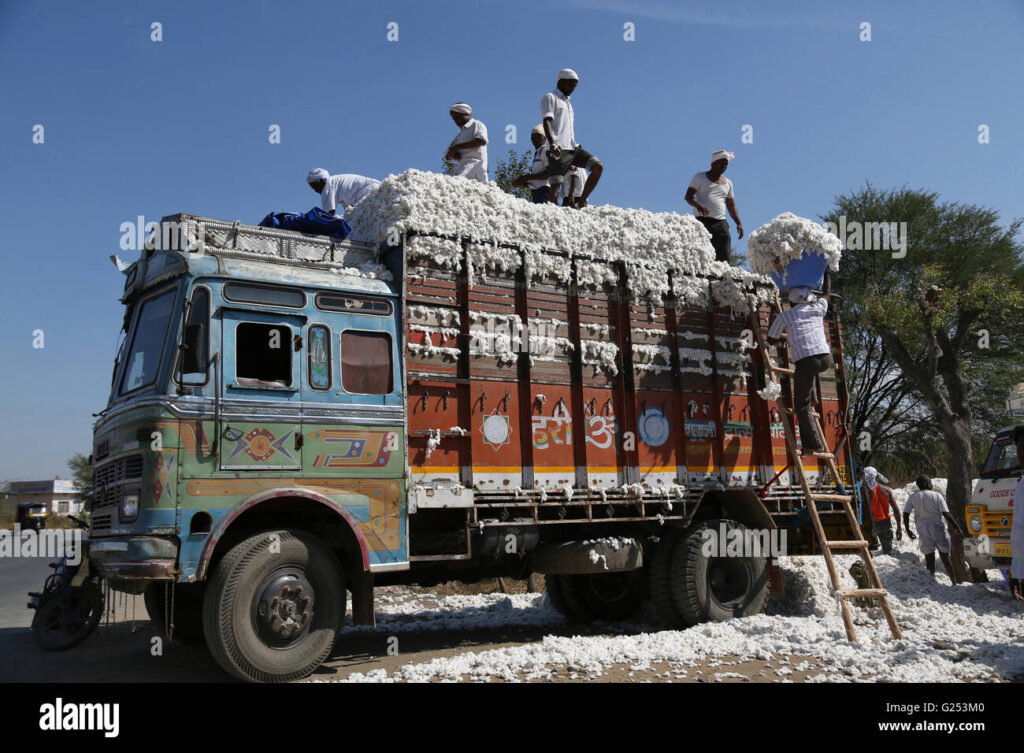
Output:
[{"xmin": 27, "ymin": 515, "xmax": 104, "ymax": 651}]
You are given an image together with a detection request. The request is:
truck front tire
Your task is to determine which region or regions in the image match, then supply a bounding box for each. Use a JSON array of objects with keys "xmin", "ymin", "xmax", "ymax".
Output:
[
  {"xmin": 202, "ymin": 530, "xmax": 345, "ymax": 683},
  {"xmin": 670, "ymin": 519, "xmax": 769, "ymax": 625}
]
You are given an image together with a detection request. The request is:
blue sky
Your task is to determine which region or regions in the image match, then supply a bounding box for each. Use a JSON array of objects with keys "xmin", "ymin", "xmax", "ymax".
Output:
[{"xmin": 0, "ymin": 0, "xmax": 1022, "ymax": 480}]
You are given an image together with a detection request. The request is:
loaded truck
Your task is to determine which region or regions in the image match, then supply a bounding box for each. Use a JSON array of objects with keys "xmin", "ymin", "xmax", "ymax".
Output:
[
  {"xmin": 86, "ymin": 173, "xmax": 861, "ymax": 681},
  {"xmin": 963, "ymin": 425, "xmax": 1022, "ymax": 572}
]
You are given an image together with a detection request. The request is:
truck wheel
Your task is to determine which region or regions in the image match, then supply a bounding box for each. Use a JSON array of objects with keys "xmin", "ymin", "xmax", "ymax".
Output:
[
  {"xmin": 648, "ymin": 528, "xmax": 686, "ymax": 627},
  {"xmin": 144, "ymin": 583, "xmax": 205, "ymax": 643},
  {"xmin": 544, "ymin": 574, "xmax": 583, "ymax": 621},
  {"xmin": 202, "ymin": 530, "xmax": 345, "ymax": 683},
  {"xmin": 562, "ymin": 571, "xmax": 646, "ymax": 622},
  {"xmin": 670, "ymin": 519, "xmax": 769, "ymax": 626}
]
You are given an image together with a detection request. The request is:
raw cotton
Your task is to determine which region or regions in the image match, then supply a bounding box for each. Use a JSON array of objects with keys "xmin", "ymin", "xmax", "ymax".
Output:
[{"xmin": 746, "ymin": 212, "xmax": 843, "ymax": 278}]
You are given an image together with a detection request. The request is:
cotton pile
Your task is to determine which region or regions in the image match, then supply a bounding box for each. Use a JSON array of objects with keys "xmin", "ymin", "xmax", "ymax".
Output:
[{"xmin": 746, "ymin": 212, "xmax": 843, "ymax": 277}]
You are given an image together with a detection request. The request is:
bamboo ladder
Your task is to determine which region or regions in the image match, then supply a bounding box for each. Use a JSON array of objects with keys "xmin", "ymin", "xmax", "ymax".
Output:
[{"xmin": 748, "ymin": 292, "xmax": 903, "ymax": 642}]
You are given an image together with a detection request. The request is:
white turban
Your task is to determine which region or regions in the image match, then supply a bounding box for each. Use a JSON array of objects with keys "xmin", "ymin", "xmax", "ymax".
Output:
[
  {"xmin": 862, "ymin": 466, "xmax": 889, "ymax": 489},
  {"xmin": 788, "ymin": 287, "xmax": 818, "ymax": 305},
  {"xmin": 557, "ymin": 68, "xmax": 579, "ymax": 81},
  {"xmin": 306, "ymin": 167, "xmax": 329, "ymax": 184},
  {"xmin": 712, "ymin": 149, "xmax": 735, "ymax": 163},
  {"xmin": 531, "ymin": 124, "xmax": 544, "ymax": 137},
  {"xmin": 449, "ymin": 102, "xmax": 472, "ymax": 115}
]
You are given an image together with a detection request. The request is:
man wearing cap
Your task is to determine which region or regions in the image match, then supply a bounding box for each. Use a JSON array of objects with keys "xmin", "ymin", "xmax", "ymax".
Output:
[
  {"xmin": 685, "ymin": 150, "xmax": 744, "ymax": 263},
  {"xmin": 540, "ymin": 68, "xmax": 603, "ymax": 208},
  {"xmin": 306, "ymin": 169, "xmax": 380, "ymax": 215},
  {"xmin": 1010, "ymin": 425, "xmax": 1024, "ymax": 600},
  {"xmin": 860, "ymin": 466, "xmax": 903, "ymax": 555},
  {"xmin": 767, "ymin": 272, "xmax": 834, "ymax": 456},
  {"xmin": 902, "ymin": 476, "xmax": 959, "ymax": 580},
  {"xmin": 445, "ymin": 103, "xmax": 488, "ymax": 183}
]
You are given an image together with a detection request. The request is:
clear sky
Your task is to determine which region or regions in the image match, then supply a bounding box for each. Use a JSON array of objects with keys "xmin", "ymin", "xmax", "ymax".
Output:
[{"xmin": 0, "ymin": 0, "xmax": 1022, "ymax": 480}]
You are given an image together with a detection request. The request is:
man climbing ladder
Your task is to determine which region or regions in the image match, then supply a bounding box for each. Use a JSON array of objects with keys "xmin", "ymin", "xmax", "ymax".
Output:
[{"xmin": 749, "ymin": 289, "xmax": 903, "ymax": 643}]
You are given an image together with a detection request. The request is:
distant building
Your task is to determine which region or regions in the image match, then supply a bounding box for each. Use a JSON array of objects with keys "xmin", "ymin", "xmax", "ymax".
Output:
[
  {"xmin": 1008, "ymin": 383, "xmax": 1024, "ymax": 417},
  {"xmin": 5, "ymin": 480, "xmax": 85, "ymax": 516}
]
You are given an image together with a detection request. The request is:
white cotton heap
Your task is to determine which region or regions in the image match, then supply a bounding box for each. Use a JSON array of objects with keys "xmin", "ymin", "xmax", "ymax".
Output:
[
  {"xmin": 758, "ymin": 382, "xmax": 783, "ymax": 401},
  {"xmin": 746, "ymin": 212, "xmax": 844, "ymax": 277},
  {"xmin": 345, "ymin": 170, "xmax": 775, "ymax": 312}
]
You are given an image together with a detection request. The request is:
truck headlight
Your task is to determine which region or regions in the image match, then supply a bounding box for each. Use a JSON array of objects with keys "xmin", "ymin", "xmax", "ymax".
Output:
[
  {"xmin": 121, "ymin": 494, "xmax": 139, "ymax": 522},
  {"xmin": 969, "ymin": 515, "xmax": 983, "ymax": 533}
]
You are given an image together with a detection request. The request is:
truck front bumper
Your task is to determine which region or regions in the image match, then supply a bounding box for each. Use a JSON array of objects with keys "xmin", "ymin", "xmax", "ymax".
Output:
[
  {"xmin": 962, "ymin": 536, "xmax": 1013, "ymax": 570},
  {"xmin": 89, "ymin": 536, "xmax": 179, "ymax": 590}
]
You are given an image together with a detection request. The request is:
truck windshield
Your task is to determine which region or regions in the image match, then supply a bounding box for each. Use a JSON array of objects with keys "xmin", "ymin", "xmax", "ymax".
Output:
[
  {"xmin": 119, "ymin": 288, "xmax": 177, "ymax": 395},
  {"xmin": 980, "ymin": 435, "xmax": 1022, "ymax": 478}
]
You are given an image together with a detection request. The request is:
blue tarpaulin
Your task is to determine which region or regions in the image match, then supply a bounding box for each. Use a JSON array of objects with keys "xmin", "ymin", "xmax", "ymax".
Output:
[{"xmin": 258, "ymin": 207, "xmax": 352, "ymax": 240}]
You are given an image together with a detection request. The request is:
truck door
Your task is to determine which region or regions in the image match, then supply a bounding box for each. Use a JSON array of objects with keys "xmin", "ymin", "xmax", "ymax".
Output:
[{"xmin": 218, "ymin": 308, "xmax": 305, "ymax": 471}]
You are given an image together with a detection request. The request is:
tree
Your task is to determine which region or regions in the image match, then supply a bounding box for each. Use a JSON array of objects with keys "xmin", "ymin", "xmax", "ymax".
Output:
[
  {"xmin": 825, "ymin": 185, "xmax": 1024, "ymax": 520},
  {"xmin": 441, "ymin": 148, "xmax": 535, "ymax": 200},
  {"xmin": 68, "ymin": 453, "xmax": 94, "ymax": 507}
]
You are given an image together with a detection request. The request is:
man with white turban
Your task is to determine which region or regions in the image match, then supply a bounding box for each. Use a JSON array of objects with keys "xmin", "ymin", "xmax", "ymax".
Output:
[
  {"xmin": 859, "ymin": 465, "xmax": 903, "ymax": 555},
  {"xmin": 685, "ymin": 149, "xmax": 744, "ymax": 262},
  {"xmin": 445, "ymin": 102, "xmax": 489, "ymax": 183},
  {"xmin": 306, "ymin": 169, "xmax": 380, "ymax": 215},
  {"xmin": 513, "ymin": 124, "xmax": 551, "ymax": 203},
  {"xmin": 539, "ymin": 68, "xmax": 603, "ymax": 208}
]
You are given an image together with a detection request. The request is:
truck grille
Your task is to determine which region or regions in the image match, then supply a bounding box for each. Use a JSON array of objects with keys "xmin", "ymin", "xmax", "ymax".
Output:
[{"xmin": 90, "ymin": 455, "xmax": 144, "ymax": 534}]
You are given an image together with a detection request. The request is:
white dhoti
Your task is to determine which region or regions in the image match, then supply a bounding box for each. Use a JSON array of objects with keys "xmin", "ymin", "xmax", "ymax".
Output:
[{"xmin": 916, "ymin": 518, "xmax": 950, "ymax": 555}]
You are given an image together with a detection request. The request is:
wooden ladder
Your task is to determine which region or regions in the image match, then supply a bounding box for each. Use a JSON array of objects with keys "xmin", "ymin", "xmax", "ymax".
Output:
[{"xmin": 749, "ymin": 293, "xmax": 903, "ymax": 642}]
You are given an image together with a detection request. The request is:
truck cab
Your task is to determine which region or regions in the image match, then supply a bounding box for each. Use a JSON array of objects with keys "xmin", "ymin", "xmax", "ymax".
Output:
[{"xmin": 963, "ymin": 425, "xmax": 1021, "ymax": 570}]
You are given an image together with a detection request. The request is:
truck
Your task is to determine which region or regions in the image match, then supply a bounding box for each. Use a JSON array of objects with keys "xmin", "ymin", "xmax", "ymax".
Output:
[
  {"xmin": 86, "ymin": 174, "xmax": 861, "ymax": 681},
  {"xmin": 963, "ymin": 425, "xmax": 1022, "ymax": 573}
]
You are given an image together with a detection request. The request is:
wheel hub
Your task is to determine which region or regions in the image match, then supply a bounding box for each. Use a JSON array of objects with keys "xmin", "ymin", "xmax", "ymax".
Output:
[
  {"xmin": 255, "ymin": 572, "xmax": 315, "ymax": 647},
  {"xmin": 708, "ymin": 558, "xmax": 751, "ymax": 606}
]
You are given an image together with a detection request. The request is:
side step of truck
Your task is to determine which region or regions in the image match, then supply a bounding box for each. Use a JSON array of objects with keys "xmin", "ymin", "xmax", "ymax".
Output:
[{"xmin": 749, "ymin": 293, "xmax": 903, "ymax": 643}]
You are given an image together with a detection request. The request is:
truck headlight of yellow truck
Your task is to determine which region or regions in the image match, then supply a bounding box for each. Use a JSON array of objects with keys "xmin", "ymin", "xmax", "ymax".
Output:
[{"xmin": 969, "ymin": 515, "xmax": 983, "ymax": 533}]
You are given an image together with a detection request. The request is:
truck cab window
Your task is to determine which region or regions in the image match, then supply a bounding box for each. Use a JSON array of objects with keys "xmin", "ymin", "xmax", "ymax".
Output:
[
  {"xmin": 236, "ymin": 323, "xmax": 292, "ymax": 387},
  {"xmin": 179, "ymin": 287, "xmax": 210, "ymax": 383},
  {"xmin": 308, "ymin": 325, "xmax": 331, "ymax": 390},
  {"xmin": 341, "ymin": 330, "xmax": 393, "ymax": 394},
  {"xmin": 119, "ymin": 289, "xmax": 176, "ymax": 395}
]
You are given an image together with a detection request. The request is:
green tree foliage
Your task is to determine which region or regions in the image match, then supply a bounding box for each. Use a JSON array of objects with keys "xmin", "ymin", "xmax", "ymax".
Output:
[
  {"xmin": 68, "ymin": 453, "xmax": 94, "ymax": 507},
  {"xmin": 824, "ymin": 185, "xmax": 1024, "ymax": 518}
]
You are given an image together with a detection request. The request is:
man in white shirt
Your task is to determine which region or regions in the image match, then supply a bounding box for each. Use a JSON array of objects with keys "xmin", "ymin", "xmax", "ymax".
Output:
[
  {"xmin": 445, "ymin": 102, "xmax": 488, "ymax": 183},
  {"xmin": 540, "ymin": 68, "xmax": 603, "ymax": 207},
  {"xmin": 684, "ymin": 149, "xmax": 744, "ymax": 263},
  {"xmin": 514, "ymin": 125, "xmax": 550, "ymax": 203},
  {"xmin": 766, "ymin": 273, "xmax": 832, "ymax": 454},
  {"xmin": 1010, "ymin": 426, "xmax": 1024, "ymax": 600},
  {"xmin": 306, "ymin": 168, "xmax": 380, "ymax": 215},
  {"xmin": 902, "ymin": 476, "xmax": 958, "ymax": 580}
]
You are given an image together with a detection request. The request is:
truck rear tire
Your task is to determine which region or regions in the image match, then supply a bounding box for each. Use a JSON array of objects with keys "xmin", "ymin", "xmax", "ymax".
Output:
[
  {"xmin": 670, "ymin": 519, "xmax": 769, "ymax": 626},
  {"xmin": 202, "ymin": 530, "xmax": 345, "ymax": 683}
]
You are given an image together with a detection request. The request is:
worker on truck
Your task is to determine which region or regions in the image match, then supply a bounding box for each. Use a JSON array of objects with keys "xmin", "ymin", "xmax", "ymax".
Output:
[
  {"xmin": 540, "ymin": 68, "xmax": 603, "ymax": 208},
  {"xmin": 902, "ymin": 476, "xmax": 958, "ymax": 580},
  {"xmin": 861, "ymin": 466, "xmax": 903, "ymax": 555},
  {"xmin": 514, "ymin": 125, "xmax": 550, "ymax": 203},
  {"xmin": 445, "ymin": 102, "xmax": 489, "ymax": 183},
  {"xmin": 306, "ymin": 169, "xmax": 380, "ymax": 215},
  {"xmin": 684, "ymin": 149, "xmax": 744, "ymax": 263}
]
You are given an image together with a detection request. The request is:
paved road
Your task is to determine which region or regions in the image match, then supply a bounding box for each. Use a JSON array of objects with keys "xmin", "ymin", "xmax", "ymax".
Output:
[{"xmin": 0, "ymin": 556, "xmax": 51, "ymax": 629}]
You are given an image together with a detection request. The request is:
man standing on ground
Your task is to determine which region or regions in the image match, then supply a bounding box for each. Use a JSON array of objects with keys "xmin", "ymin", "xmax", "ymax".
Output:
[
  {"xmin": 902, "ymin": 476, "xmax": 958, "ymax": 580},
  {"xmin": 1010, "ymin": 426, "xmax": 1024, "ymax": 600},
  {"xmin": 306, "ymin": 169, "xmax": 380, "ymax": 215},
  {"xmin": 685, "ymin": 149, "xmax": 744, "ymax": 262},
  {"xmin": 445, "ymin": 102, "xmax": 488, "ymax": 183},
  {"xmin": 540, "ymin": 68, "xmax": 603, "ymax": 208},
  {"xmin": 860, "ymin": 466, "xmax": 903, "ymax": 555},
  {"xmin": 767, "ymin": 272, "xmax": 833, "ymax": 455}
]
